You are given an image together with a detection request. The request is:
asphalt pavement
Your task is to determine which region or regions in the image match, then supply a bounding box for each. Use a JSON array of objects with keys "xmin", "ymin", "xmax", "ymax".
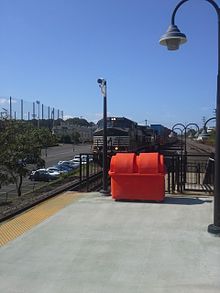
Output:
[{"xmin": 43, "ymin": 143, "xmax": 92, "ymax": 167}]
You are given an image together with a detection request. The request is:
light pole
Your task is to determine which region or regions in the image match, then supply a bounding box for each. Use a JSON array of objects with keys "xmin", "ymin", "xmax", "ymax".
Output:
[
  {"xmin": 36, "ymin": 100, "xmax": 40, "ymax": 128},
  {"xmin": 185, "ymin": 123, "xmax": 200, "ymax": 139},
  {"xmin": 160, "ymin": 0, "xmax": 220, "ymax": 235},
  {"xmin": 172, "ymin": 122, "xmax": 200, "ymax": 184},
  {"xmin": 172, "ymin": 123, "xmax": 186, "ymax": 154},
  {"xmin": 97, "ymin": 78, "xmax": 110, "ymax": 196},
  {"xmin": 202, "ymin": 117, "xmax": 216, "ymax": 134}
]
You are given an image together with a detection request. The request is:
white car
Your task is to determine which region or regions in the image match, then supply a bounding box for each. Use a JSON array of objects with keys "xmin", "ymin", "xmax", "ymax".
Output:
[
  {"xmin": 47, "ymin": 169, "xmax": 61, "ymax": 176},
  {"xmin": 70, "ymin": 155, "xmax": 93, "ymax": 165},
  {"xmin": 29, "ymin": 168, "xmax": 60, "ymax": 181},
  {"xmin": 57, "ymin": 160, "xmax": 76, "ymax": 167}
]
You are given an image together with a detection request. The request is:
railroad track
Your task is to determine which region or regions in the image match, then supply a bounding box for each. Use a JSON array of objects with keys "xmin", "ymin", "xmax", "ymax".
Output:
[{"xmin": 186, "ymin": 140, "xmax": 214, "ymax": 155}]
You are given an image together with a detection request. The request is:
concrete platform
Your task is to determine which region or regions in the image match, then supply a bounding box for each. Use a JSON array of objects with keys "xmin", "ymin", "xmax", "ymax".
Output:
[{"xmin": 0, "ymin": 192, "xmax": 220, "ymax": 293}]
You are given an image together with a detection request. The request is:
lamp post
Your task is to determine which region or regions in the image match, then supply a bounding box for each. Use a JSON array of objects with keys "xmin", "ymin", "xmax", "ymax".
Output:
[
  {"xmin": 97, "ymin": 78, "xmax": 110, "ymax": 196},
  {"xmin": 185, "ymin": 123, "xmax": 200, "ymax": 139},
  {"xmin": 172, "ymin": 122, "xmax": 200, "ymax": 185},
  {"xmin": 160, "ymin": 0, "xmax": 220, "ymax": 235},
  {"xmin": 172, "ymin": 123, "xmax": 186, "ymax": 154},
  {"xmin": 202, "ymin": 117, "xmax": 216, "ymax": 134}
]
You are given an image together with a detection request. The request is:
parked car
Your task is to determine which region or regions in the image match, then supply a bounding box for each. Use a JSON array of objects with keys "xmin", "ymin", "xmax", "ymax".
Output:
[
  {"xmin": 57, "ymin": 160, "xmax": 79, "ymax": 169},
  {"xmin": 29, "ymin": 169, "xmax": 59, "ymax": 181},
  {"xmin": 47, "ymin": 166, "xmax": 66, "ymax": 174},
  {"xmin": 46, "ymin": 169, "xmax": 61, "ymax": 176},
  {"xmin": 54, "ymin": 164, "xmax": 73, "ymax": 173},
  {"xmin": 70, "ymin": 154, "xmax": 93, "ymax": 165}
]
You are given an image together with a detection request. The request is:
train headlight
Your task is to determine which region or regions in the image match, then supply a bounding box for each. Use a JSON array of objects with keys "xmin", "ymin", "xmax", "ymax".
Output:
[{"xmin": 115, "ymin": 147, "xmax": 119, "ymax": 150}]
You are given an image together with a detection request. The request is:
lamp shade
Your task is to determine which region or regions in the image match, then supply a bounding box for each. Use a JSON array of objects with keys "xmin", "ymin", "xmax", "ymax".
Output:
[{"xmin": 159, "ymin": 25, "xmax": 187, "ymax": 50}]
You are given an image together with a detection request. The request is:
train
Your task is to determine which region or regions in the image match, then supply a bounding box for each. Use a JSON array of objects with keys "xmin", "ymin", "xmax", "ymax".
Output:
[{"xmin": 92, "ymin": 117, "xmax": 174, "ymax": 156}]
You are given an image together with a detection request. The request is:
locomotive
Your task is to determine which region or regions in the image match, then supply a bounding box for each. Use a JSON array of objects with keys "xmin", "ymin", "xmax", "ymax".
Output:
[{"xmin": 92, "ymin": 117, "xmax": 172, "ymax": 156}]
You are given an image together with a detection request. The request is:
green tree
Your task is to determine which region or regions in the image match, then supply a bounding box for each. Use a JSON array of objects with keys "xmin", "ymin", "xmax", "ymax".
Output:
[
  {"xmin": 71, "ymin": 131, "xmax": 80, "ymax": 143},
  {"xmin": 0, "ymin": 120, "xmax": 47, "ymax": 197},
  {"xmin": 38, "ymin": 128, "xmax": 57, "ymax": 147},
  {"xmin": 65, "ymin": 117, "xmax": 90, "ymax": 126},
  {"xmin": 60, "ymin": 134, "xmax": 72, "ymax": 143}
]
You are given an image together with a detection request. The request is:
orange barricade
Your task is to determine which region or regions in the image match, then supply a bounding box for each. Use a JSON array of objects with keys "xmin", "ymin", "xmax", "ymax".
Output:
[{"xmin": 109, "ymin": 153, "xmax": 165, "ymax": 201}]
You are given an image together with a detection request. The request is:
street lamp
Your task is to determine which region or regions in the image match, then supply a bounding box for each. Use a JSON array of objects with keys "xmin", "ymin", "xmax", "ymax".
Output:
[
  {"xmin": 172, "ymin": 123, "xmax": 186, "ymax": 154},
  {"xmin": 97, "ymin": 78, "xmax": 110, "ymax": 196},
  {"xmin": 202, "ymin": 117, "xmax": 216, "ymax": 133},
  {"xmin": 160, "ymin": 0, "xmax": 220, "ymax": 235},
  {"xmin": 185, "ymin": 122, "xmax": 200, "ymax": 140}
]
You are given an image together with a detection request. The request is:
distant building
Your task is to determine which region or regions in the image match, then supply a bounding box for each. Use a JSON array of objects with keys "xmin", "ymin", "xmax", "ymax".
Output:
[{"xmin": 52, "ymin": 121, "xmax": 96, "ymax": 143}]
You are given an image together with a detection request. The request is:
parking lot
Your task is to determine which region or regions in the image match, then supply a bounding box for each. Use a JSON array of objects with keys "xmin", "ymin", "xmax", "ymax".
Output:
[{"xmin": 0, "ymin": 143, "xmax": 92, "ymax": 199}]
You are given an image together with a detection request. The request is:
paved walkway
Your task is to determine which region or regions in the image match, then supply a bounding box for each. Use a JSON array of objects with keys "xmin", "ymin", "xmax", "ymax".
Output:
[{"xmin": 0, "ymin": 192, "xmax": 219, "ymax": 293}]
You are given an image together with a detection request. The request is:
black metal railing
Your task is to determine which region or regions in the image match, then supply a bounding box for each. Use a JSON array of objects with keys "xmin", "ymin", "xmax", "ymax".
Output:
[
  {"xmin": 78, "ymin": 153, "xmax": 215, "ymax": 195},
  {"xmin": 78, "ymin": 153, "xmax": 103, "ymax": 191},
  {"xmin": 165, "ymin": 153, "xmax": 214, "ymax": 194}
]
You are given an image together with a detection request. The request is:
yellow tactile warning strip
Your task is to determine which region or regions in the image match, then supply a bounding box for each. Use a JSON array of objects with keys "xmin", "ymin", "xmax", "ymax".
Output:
[{"xmin": 0, "ymin": 191, "xmax": 82, "ymax": 247}]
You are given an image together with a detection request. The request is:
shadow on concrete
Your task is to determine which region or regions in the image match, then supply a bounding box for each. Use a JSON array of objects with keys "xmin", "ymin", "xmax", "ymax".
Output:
[
  {"xmin": 163, "ymin": 196, "xmax": 212, "ymax": 205},
  {"xmin": 115, "ymin": 197, "xmax": 212, "ymax": 206}
]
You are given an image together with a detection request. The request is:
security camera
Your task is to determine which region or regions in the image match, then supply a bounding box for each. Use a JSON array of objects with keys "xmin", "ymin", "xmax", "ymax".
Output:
[
  {"xmin": 97, "ymin": 78, "xmax": 103, "ymax": 84},
  {"xmin": 97, "ymin": 78, "xmax": 106, "ymax": 85}
]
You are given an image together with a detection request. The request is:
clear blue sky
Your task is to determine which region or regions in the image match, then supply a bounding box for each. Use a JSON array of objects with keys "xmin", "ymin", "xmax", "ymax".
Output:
[{"xmin": 0, "ymin": 0, "xmax": 218, "ymax": 128}]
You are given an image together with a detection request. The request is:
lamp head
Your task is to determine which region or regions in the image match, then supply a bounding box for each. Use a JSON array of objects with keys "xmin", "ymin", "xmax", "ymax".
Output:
[{"xmin": 159, "ymin": 24, "xmax": 187, "ymax": 50}]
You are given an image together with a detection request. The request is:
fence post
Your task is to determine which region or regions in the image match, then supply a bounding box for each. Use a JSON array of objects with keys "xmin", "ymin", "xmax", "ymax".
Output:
[
  {"xmin": 176, "ymin": 155, "xmax": 180, "ymax": 192},
  {"xmin": 172, "ymin": 155, "xmax": 175, "ymax": 193},
  {"xmin": 86, "ymin": 155, "xmax": 89, "ymax": 191},
  {"xmin": 79, "ymin": 157, "xmax": 82, "ymax": 191},
  {"xmin": 167, "ymin": 169, "xmax": 171, "ymax": 193}
]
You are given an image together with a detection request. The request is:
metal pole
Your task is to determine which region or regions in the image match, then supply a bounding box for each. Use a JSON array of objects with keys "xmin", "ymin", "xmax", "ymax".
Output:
[
  {"xmin": 48, "ymin": 106, "xmax": 50, "ymax": 120},
  {"xmin": 209, "ymin": 5, "xmax": 220, "ymax": 233},
  {"xmin": 102, "ymin": 94, "xmax": 109, "ymax": 194},
  {"xmin": 33, "ymin": 102, "xmax": 35, "ymax": 120},
  {"xmin": 9, "ymin": 96, "xmax": 12, "ymax": 120},
  {"xmin": 97, "ymin": 78, "xmax": 110, "ymax": 196},
  {"xmin": 21, "ymin": 99, "xmax": 23, "ymax": 120},
  {"xmin": 36, "ymin": 100, "xmax": 40, "ymax": 128},
  {"xmin": 52, "ymin": 107, "xmax": 55, "ymax": 127},
  {"xmin": 170, "ymin": 0, "xmax": 220, "ymax": 234}
]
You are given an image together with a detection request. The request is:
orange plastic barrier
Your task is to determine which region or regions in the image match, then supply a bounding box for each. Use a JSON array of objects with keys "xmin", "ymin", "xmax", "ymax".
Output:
[{"xmin": 109, "ymin": 153, "xmax": 165, "ymax": 201}]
